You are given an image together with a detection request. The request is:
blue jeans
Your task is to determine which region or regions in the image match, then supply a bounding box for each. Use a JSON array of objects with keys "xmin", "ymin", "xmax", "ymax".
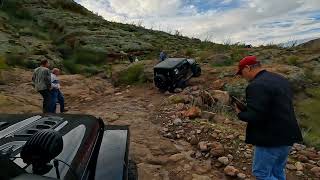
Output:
[
  {"xmin": 253, "ymin": 146, "xmax": 291, "ymax": 180},
  {"xmin": 50, "ymin": 89, "xmax": 65, "ymax": 113}
]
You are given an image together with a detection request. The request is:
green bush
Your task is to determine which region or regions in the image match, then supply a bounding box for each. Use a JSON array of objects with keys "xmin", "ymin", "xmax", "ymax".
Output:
[
  {"xmin": 5, "ymin": 54, "xmax": 26, "ymax": 67},
  {"xmin": 82, "ymin": 66, "xmax": 102, "ymax": 76},
  {"xmin": 25, "ymin": 60, "xmax": 40, "ymax": 69},
  {"xmin": 297, "ymin": 87, "xmax": 320, "ymax": 148},
  {"xmin": 57, "ymin": 44, "xmax": 74, "ymax": 58},
  {"xmin": 0, "ymin": 56, "xmax": 8, "ymax": 69},
  {"xmin": 185, "ymin": 48, "xmax": 195, "ymax": 57},
  {"xmin": 62, "ymin": 60, "xmax": 82, "ymax": 74},
  {"xmin": 287, "ymin": 56, "xmax": 299, "ymax": 66},
  {"xmin": 117, "ymin": 63, "xmax": 146, "ymax": 85},
  {"xmin": 72, "ymin": 48, "xmax": 108, "ymax": 65}
]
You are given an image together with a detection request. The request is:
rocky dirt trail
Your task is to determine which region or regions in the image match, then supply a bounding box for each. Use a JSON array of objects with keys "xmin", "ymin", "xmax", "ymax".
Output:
[
  {"xmin": 0, "ymin": 68, "xmax": 226, "ymax": 180},
  {"xmin": 1, "ymin": 68, "xmax": 320, "ymax": 180}
]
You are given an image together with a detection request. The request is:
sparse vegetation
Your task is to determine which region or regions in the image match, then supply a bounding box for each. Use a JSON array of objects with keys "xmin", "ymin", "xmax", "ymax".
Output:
[
  {"xmin": 287, "ymin": 56, "xmax": 299, "ymax": 66},
  {"xmin": 0, "ymin": 56, "xmax": 8, "ymax": 69},
  {"xmin": 297, "ymin": 87, "xmax": 320, "ymax": 148},
  {"xmin": 4, "ymin": 54, "xmax": 27, "ymax": 67},
  {"xmin": 116, "ymin": 63, "xmax": 146, "ymax": 85}
]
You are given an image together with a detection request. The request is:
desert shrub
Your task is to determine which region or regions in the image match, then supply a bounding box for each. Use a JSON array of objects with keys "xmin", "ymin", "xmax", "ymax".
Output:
[
  {"xmin": 82, "ymin": 66, "xmax": 102, "ymax": 76},
  {"xmin": 72, "ymin": 48, "xmax": 107, "ymax": 65},
  {"xmin": 296, "ymin": 88, "xmax": 320, "ymax": 148},
  {"xmin": 223, "ymin": 81, "xmax": 248, "ymax": 98},
  {"xmin": 117, "ymin": 63, "xmax": 146, "ymax": 85},
  {"xmin": 185, "ymin": 48, "xmax": 195, "ymax": 57},
  {"xmin": 5, "ymin": 54, "xmax": 27, "ymax": 67},
  {"xmin": 62, "ymin": 60, "xmax": 82, "ymax": 74},
  {"xmin": 24, "ymin": 60, "xmax": 39, "ymax": 69},
  {"xmin": 287, "ymin": 56, "xmax": 299, "ymax": 66},
  {"xmin": 0, "ymin": 56, "xmax": 8, "ymax": 69},
  {"xmin": 17, "ymin": 25, "xmax": 49, "ymax": 40},
  {"xmin": 57, "ymin": 44, "xmax": 73, "ymax": 58}
]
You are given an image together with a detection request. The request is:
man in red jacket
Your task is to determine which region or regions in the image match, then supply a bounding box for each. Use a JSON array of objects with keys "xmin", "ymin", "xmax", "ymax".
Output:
[{"xmin": 235, "ymin": 56, "xmax": 303, "ymax": 180}]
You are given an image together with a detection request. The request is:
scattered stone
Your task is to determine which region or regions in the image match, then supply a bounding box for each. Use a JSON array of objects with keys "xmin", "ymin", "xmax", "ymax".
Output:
[
  {"xmin": 239, "ymin": 135, "xmax": 245, "ymax": 141},
  {"xmin": 184, "ymin": 164, "xmax": 192, "ymax": 171},
  {"xmin": 296, "ymin": 171, "xmax": 304, "ymax": 176},
  {"xmin": 309, "ymin": 160, "xmax": 317, "ymax": 164},
  {"xmin": 300, "ymin": 150, "xmax": 320, "ymax": 161},
  {"xmin": 237, "ymin": 173, "xmax": 246, "ymax": 179},
  {"xmin": 191, "ymin": 174, "xmax": 211, "ymax": 180},
  {"xmin": 196, "ymin": 129, "xmax": 202, "ymax": 134},
  {"xmin": 168, "ymin": 153, "xmax": 185, "ymax": 162},
  {"xmin": 310, "ymin": 167, "xmax": 320, "ymax": 177},
  {"xmin": 297, "ymin": 155, "xmax": 309, "ymax": 163},
  {"xmin": 173, "ymin": 118, "xmax": 182, "ymax": 126},
  {"xmin": 195, "ymin": 151, "xmax": 202, "ymax": 159},
  {"xmin": 286, "ymin": 164, "xmax": 297, "ymax": 171},
  {"xmin": 224, "ymin": 165, "xmax": 239, "ymax": 177},
  {"xmin": 201, "ymin": 111, "xmax": 216, "ymax": 120},
  {"xmin": 162, "ymin": 127, "xmax": 169, "ymax": 133},
  {"xmin": 293, "ymin": 143, "xmax": 306, "ymax": 151},
  {"xmin": 190, "ymin": 135, "xmax": 199, "ymax": 145},
  {"xmin": 244, "ymin": 152, "xmax": 252, "ymax": 158},
  {"xmin": 209, "ymin": 141, "xmax": 225, "ymax": 157},
  {"xmin": 304, "ymin": 163, "xmax": 316, "ymax": 170},
  {"xmin": 226, "ymin": 134, "xmax": 234, "ymax": 139},
  {"xmin": 242, "ymin": 167, "xmax": 247, "ymax": 171},
  {"xmin": 210, "ymin": 132, "xmax": 218, "ymax": 139},
  {"xmin": 198, "ymin": 141, "xmax": 209, "ymax": 152},
  {"xmin": 227, "ymin": 154, "xmax": 234, "ymax": 161},
  {"xmin": 212, "ymin": 79, "xmax": 225, "ymax": 90},
  {"xmin": 295, "ymin": 162, "xmax": 304, "ymax": 171},
  {"xmin": 146, "ymin": 156, "xmax": 168, "ymax": 165},
  {"xmin": 174, "ymin": 88, "xmax": 183, "ymax": 93},
  {"xmin": 218, "ymin": 156, "xmax": 229, "ymax": 165},
  {"xmin": 164, "ymin": 133, "xmax": 173, "ymax": 139},
  {"xmin": 184, "ymin": 106, "xmax": 201, "ymax": 119}
]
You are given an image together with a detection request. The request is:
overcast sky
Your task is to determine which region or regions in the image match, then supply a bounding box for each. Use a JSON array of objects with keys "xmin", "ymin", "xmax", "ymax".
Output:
[{"xmin": 75, "ymin": 0, "xmax": 320, "ymax": 45}]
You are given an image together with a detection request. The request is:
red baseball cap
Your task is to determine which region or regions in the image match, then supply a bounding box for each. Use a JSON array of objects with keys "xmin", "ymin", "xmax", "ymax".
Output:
[{"xmin": 236, "ymin": 56, "xmax": 259, "ymax": 75}]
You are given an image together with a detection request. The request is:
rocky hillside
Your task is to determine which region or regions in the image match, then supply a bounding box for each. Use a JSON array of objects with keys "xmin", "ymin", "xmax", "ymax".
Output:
[
  {"xmin": 0, "ymin": 0, "xmax": 232, "ymax": 74},
  {"xmin": 0, "ymin": 1, "xmax": 320, "ymax": 179}
]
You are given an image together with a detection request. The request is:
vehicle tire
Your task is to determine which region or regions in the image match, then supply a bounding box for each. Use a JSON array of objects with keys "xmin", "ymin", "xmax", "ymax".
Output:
[
  {"xmin": 128, "ymin": 160, "xmax": 138, "ymax": 180},
  {"xmin": 176, "ymin": 80, "xmax": 187, "ymax": 89},
  {"xmin": 193, "ymin": 65, "xmax": 201, "ymax": 77},
  {"xmin": 154, "ymin": 74, "xmax": 168, "ymax": 91},
  {"xmin": 168, "ymin": 86, "xmax": 175, "ymax": 93}
]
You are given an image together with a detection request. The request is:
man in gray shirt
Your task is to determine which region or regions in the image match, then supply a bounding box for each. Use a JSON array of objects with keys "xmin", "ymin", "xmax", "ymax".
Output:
[{"xmin": 32, "ymin": 59, "xmax": 51, "ymax": 113}]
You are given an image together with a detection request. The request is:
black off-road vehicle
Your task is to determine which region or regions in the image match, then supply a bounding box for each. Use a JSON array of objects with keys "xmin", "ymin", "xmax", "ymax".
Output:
[
  {"xmin": 0, "ymin": 114, "xmax": 137, "ymax": 180},
  {"xmin": 154, "ymin": 58, "xmax": 201, "ymax": 92}
]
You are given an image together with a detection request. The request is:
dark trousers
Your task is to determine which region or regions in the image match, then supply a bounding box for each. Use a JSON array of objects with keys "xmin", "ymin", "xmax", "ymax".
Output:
[
  {"xmin": 50, "ymin": 89, "xmax": 65, "ymax": 113},
  {"xmin": 38, "ymin": 89, "xmax": 51, "ymax": 113}
]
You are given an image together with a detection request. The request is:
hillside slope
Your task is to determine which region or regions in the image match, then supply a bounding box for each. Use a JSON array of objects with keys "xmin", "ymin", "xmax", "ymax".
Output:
[{"xmin": 0, "ymin": 0, "xmax": 229, "ymax": 71}]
